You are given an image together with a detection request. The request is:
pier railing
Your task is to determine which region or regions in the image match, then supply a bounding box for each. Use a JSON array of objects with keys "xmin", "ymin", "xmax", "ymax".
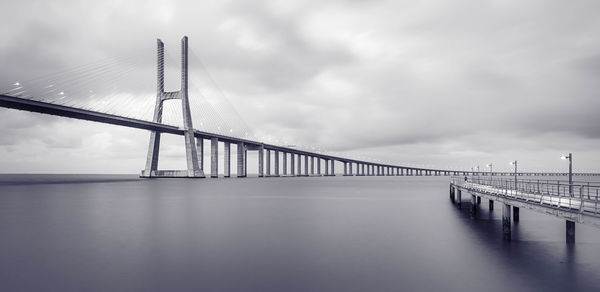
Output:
[{"xmin": 451, "ymin": 176, "xmax": 600, "ymax": 216}]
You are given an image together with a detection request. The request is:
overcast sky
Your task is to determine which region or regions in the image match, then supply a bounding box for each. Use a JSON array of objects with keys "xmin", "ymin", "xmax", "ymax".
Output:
[{"xmin": 1, "ymin": 0, "xmax": 599, "ymax": 174}]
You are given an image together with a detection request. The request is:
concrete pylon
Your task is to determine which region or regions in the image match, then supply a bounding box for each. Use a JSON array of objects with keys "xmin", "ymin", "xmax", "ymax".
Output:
[{"xmin": 141, "ymin": 36, "xmax": 204, "ymax": 178}]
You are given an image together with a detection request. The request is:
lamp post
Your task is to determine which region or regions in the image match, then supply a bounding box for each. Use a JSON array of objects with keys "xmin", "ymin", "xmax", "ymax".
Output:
[
  {"xmin": 510, "ymin": 160, "xmax": 518, "ymax": 190},
  {"xmin": 561, "ymin": 153, "xmax": 573, "ymax": 196}
]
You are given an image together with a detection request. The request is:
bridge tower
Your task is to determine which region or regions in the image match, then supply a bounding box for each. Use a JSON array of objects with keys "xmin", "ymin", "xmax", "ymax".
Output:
[{"xmin": 141, "ymin": 36, "xmax": 204, "ymax": 178}]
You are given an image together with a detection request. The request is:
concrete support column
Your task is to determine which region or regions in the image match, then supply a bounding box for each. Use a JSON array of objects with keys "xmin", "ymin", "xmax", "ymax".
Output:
[
  {"xmin": 297, "ymin": 154, "xmax": 302, "ymax": 176},
  {"xmin": 224, "ymin": 142, "xmax": 230, "ymax": 177},
  {"xmin": 331, "ymin": 160, "xmax": 335, "ymax": 176},
  {"xmin": 566, "ymin": 220, "xmax": 575, "ymax": 243},
  {"xmin": 361, "ymin": 164, "xmax": 365, "ymax": 176},
  {"xmin": 513, "ymin": 206, "xmax": 520, "ymax": 222},
  {"xmin": 471, "ymin": 195, "xmax": 477, "ymax": 218},
  {"xmin": 274, "ymin": 150, "xmax": 280, "ymax": 176},
  {"xmin": 258, "ymin": 146, "xmax": 264, "ymax": 177},
  {"xmin": 265, "ymin": 149, "xmax": 271, "ymax": 177},
  {"xmin": 324, "ymin": 159, "xmax": 329, "ymax": 175},
  {"xmin": 237, "ymin": 142, "xmax": 246, "ymax": 177},
  {"xmin": 317, "ymin": 158, "xmax": 321, "ymax": 175},
  {"xmin": 290, "ymin": 154, "xmax": 295, "ymax": 176},
  {"xmin": 304, "ymin": 155, "xmax": 309, "ymax": 176},
  {"xmin": 456, "ymin": 188, "xmax": 462, "ymax": 209},
  {"xmin": 349, "ymin": 163, "xmax": 353, "ymax": 175},
  {"xmin": 502, "ymin": 203, "xmax": 511, "ymax": 241},
  {"xmin": 489, "ymin": 199, "xmax": 494, "ymax": 210},
  {"xmin": 282, "ymin": 152, "xmax": 287, "ymax": 175},
  {"xmin": 211, "ymin": 137, "xmax": 218, "ymax": 178},
  {"xmin": 196, "ymin": 137, "xmax": 204, "ymax": 171},
  {"xmin": 344, "ymin": 162, "xmax": 348, "ymax": 176},
  {"xmin": 476, "ymin": 196, "xmax": 481, "ymax": 205}
]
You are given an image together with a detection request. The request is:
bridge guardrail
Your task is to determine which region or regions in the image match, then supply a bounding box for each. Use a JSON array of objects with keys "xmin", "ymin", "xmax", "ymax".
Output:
[{"xmin": 451, "ymin": 176, "xmax": 600, "ymax": 217}]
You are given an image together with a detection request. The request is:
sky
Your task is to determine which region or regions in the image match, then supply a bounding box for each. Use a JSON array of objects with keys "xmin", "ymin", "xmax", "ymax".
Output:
[{"xmin": 1, "ymin": 0, "xmax": 599, "ymax": 174}]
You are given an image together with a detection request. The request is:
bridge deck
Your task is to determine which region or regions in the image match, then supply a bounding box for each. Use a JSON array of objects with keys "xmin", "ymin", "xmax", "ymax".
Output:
[{"xmin": 2, "ymin": 93, "xmax": 600, "ymax": 176}]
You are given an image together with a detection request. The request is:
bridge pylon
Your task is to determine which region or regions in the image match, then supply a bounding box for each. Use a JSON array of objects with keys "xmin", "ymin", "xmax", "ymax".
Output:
[{"xmin": 140, "ymin": 36, "xmax": 205, "ymax": 178}]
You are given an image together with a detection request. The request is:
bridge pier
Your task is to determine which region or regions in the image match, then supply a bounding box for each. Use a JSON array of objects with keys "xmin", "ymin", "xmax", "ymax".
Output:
[
  {"xmin": 237, "ymin": 142, "xmax": 246, "ymax": 177},
  {"xmin": 344, "ymin": 162, "xmax": 348, "ymax": 176},
  {"xmin": 456, "ymin": 187, "xmax": 462, "ymax": 209},
  {"xmin": 566, "ymin": 220, "xmax": 575, "ymax": 243},
  {"xmin": 331, "ymin": 160, "xmax": 336, "ymax": 176},
  {"xmin": 290, "ymin": 153, "xmax": 295, "ymax": 176},
  {"xmin": 502, "ymin": 203, "xmax": 511, "ymax": 241},
  {"xmin": 476, "ymin": 196, "xmax": 481, "ymax": 205},
  {"xmin": 489, "ymin": 199, "xmax": 493, "ymax": 210},
  {"xmin": 274, "ymin": 150, "xmax": 280, "ymax": 177},
  {"xmin": 282, "ymin": 152, "xmax": 287, "ymax": 176},
  {"xmin": 265, "ymin": 149, "xmax": 271, "ymax": 177},
  {"xmin": 317, "ymin": 158, "xmax": 321, "ymax": 175},
  {"xmin": 258, "ymin": 147, "xmax": 264, "ymax": 177},
  {"xmin": 197, "ymin": 137, "xmax": 204, "ymax": 171},
  {"xmin": 211, "ymin": 137, "xmax": 218, "ymax": 178},
  {"xmin": 304, "ymin": 155, "xmax": 309, "ymax": 176},
  {"xmin": 224, "ymin": 142, "xmax": 230, "ymax": 177},
  {"xmin": 310, "ymin": 156, "xmax": 315, "ymax": 176},
  {"xmin": 297, "ymin": 154, "xmax": 302, "ymax": 176},
  {"xmin": 513, "ymin": 206, "xmax": 519, "ymax": 222}
]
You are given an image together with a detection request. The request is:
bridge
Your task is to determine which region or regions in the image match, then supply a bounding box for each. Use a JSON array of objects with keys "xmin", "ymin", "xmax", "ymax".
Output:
[
  {"xmin": 450, "ymin": 176, "xmax": 600, "ymax": 242},
  {"xmin": 1, "ymin": 36, "xmax": 599, "ymax": 178}
]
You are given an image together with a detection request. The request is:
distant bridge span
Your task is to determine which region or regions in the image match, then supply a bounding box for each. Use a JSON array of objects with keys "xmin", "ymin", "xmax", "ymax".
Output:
[
  {"xmin": 2, "ymin": 93, "xmax": 597, "ymax": 178},
  {"xmin": 1, "ymin": 36, "xmax": 598, "ymax": 178}
]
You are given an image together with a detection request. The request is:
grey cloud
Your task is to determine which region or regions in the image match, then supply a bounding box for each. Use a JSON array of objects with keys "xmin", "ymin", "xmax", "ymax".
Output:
[{"xmin": 1, "ymin": 0, "xmax": 600, "ymax": 172}]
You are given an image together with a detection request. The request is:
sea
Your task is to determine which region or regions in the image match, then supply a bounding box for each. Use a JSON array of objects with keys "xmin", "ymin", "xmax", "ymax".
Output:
[{"xmin": 0, "ymin": 174, "xmax": 599, "ymax": 292}]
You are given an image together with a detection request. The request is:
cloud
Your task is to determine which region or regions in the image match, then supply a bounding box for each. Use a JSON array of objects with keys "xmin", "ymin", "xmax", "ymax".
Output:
[{"xmin": 1, "ymin": 0, "xmax": 600, "ymax": 173}]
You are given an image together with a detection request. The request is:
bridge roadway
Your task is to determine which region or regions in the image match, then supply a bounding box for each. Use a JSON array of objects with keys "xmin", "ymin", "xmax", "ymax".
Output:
[
  {"xmin": 2, "ymin": 93, "xmax": 600, "ymax": 178},
  {"xmin": 450, "ymin": 176, "xmax": 600, "ymax": 242}
]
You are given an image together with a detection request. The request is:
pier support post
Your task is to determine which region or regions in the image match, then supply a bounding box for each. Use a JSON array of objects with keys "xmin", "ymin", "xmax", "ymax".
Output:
[
  {"xmin": 456, "ymin": 188, "xmax": 462, "ymax": 209},
  {"xmin": 310, "ymin": 156, "xmax": 314, "ymax": 175},
  {"xmin": 344, "ymin": 162, "xmax": 348, "ymax": 175},
  {"xmin": 513, "ymin": 206, "xmax": 519, "ymax": 222},
  {"xmin": 224, "ymin": 142, "xmax": 230, "ymax": 177},
  {"xmin": 476, "ymin": 196, "xmax": 481, "ymax": 205},
  {"xmin": 297, "ymin": 154, "xmax": 302, "ymax": 176},
  {"xmin": 489, "ymin": 199, "xmax": 493, "ymax": 210},
  {"xmin": 566, "ymin": 220, "xmax": 575, "ymax": 243},
  {"xmin": 502, "ymin": 203, "xmax": 511, "ymax": 241},
  {"xmin": 471, "ymin": 195, "xmax": 477, "ymax": 218},
  {"xmin": 211, "ymin": 137, "xmax": 218, "ymax": 178}
]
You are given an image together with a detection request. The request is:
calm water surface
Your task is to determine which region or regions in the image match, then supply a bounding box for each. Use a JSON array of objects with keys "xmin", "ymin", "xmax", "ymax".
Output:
[{"xmin": 0, "ymin": 175, "xmax": 599, "ymax": 291}]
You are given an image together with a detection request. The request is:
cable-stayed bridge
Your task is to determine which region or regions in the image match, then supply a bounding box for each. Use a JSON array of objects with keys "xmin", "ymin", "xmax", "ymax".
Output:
[{"xmin": 1, "ymin": 36, "xmax": 598, "ymax": 178}]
